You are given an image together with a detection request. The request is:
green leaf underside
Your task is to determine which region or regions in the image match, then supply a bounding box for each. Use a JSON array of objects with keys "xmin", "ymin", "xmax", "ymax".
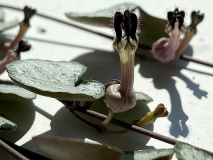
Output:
[
  {"xmin": 0, "ymin": 114, "xmax": 17, "ymax": 130},
  {"xmin": 175, "ymin": 142, "xmax": 213, "ymax": 160},
  {"xmin": 65, "ymin": 3, "xmax": 167, "ymax": 46},
  {"xmin": 33, "ymin": 136, "xmax": 123, "ymax": 160},
  {"xmin": 124, "ymin": 149, "xmax": 174, "ymax": 160},
  {"xmin": 135, "ymin": 91, "xmax": 153, "ymax": 104},
  {"xmin": 0, "ymin": 84, "xmax": 36, "ymax": 100},
  {"xmin": 7, "ymin": 59, "xmax": 105, "ymax": 101}
]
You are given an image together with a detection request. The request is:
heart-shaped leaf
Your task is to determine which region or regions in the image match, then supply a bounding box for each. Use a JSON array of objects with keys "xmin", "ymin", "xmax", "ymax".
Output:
[
  {"xmin": 0, "ymin": 84, "xmax": 36, "ymax": 101},
  {"xmin": 135, "ymin": 91, "xmax": 153, "ymax": 104},
  {"xmin": 7, "ymin": 59, "xmax": 105, "ymax": 101},
  {"xmin": 65, "ymin": 3, "xmax": 167, "ymax": 46},
  {"xmin": 175, "ymin": 142, "xmax": 213, "ymax": 160},
  {"xmin": 33, "ymin": 136, "xmax": 123, "ymax": 160},
  {"xmin": 124, "ymin": 148, "xmax": 174, "ymax": 160},
  {"xmin": 0, "ymin": 114, "xmax": 17, "ymax": 130}
]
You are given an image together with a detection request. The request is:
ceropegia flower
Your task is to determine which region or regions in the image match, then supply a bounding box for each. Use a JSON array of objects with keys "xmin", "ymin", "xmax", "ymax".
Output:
[
  {"xmin": 103, "ymin": 9, "xmax": 139, "ymax": 125},
  {"xmin": 176, "ymin": 10, "xmax": 204, "ymax": 56},
  {"xmin": 152, "ymin": 8, "xmax": 185, "ymax": 62}
]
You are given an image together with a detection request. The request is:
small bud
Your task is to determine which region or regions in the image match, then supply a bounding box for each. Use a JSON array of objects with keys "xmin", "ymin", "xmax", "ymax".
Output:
[{"xmin": 133, "ymin": 103, "xmax": 169, "ymax": 128}]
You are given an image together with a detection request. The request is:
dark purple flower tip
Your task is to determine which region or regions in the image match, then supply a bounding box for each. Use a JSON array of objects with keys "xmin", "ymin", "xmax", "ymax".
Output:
[
  {"xmin": 166, "ymin": 8, "xmax": 185, "ymax": 35},
  {"xmin": 16, "ymin": 40, "xmax": 31, "ymax": 55},
  {"xmin": 113, "ymin": 9, "xmax": 139, "ymax": 43},
  {"xmin": 23, "ymin": 6, "xmax": 36, "ymax": 23},
  {"xmin": 113, "ymin": 12, "xmax": 124, "ymax": 43}
]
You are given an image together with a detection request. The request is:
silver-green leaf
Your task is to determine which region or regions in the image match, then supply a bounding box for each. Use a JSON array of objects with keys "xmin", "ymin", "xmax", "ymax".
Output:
[
  {"xmin": 123, "ymin": 149, "xmax": 174, "ymax": 160},
  {"xmin": 175, "ymin": 142, "xmax": 213, "ymax": 160},
  {"xmin": 0, "ymin": 84, "xmax": 36, "ymax": 101},
  {"xmin": 135, "ymin": 91, "xmax": 153, "ymax": 104},
  {"xmin": 33, "ymin": 136, "xmax": 123, "ymax": 160},
  {"xmin": 7, "ymin": 59, "xmax": 105, "ymax": 101},
  {"xmin": 0, "ymin": 114, "xmax": 17, "ymax": 130}
]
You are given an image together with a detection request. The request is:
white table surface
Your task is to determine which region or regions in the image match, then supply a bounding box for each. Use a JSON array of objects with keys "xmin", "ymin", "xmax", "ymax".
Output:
[{"xmin": 0, "ymin": 0, "xmax": 213, "ymax": 159}]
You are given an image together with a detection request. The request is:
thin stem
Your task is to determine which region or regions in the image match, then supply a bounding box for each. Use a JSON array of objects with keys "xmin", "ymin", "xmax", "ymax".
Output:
[
  {"xmin": 0, "ymin": 3, "xmax": 149, "ymax": 49},
  {"xmin": 0, "ymin": 4, "xmax": 112, "ymax": 39},
  {"xmin": 59, "ymin": 100, "xmax": 177, "ymax": 145},
  {"xmin": 68, "ymin": 105, "xmax": 128, "ymax": 134},
  {"xmin": 69, "ymin": 109, "xmax": 101, "ymax": 131},
  {"xmin": 180, "ymin": 55, "xmax": 213, "ymax": 68},
  {"xmin": 0, "ymin": 139, "xmax": 29, "ymax": 160},
  {"xmin": 102, "ymin": 108, "xmax": 114, "ymax": 125},
  {"xmin": 0, "ymin": 138, "xmax": 52, "ymax": 160},
  {"xmin": 69, "ymin": 106, "xmax": 127, "ymax": 134},
  {"xmin": 104, "ymin": 129, "xmax": 129, "ymax": 134},
  {"xmin": 75, "ymin": 107, "xmax": 177, "ymax": 145}
]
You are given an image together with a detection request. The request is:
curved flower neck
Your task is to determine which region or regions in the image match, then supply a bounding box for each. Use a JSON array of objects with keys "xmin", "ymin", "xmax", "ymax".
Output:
[{"xmin": 114, "ymin": 36, "xmax": 138, "ymax": 95}]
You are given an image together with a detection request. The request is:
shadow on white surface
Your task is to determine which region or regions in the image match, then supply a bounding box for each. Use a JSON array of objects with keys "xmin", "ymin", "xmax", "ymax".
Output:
[
  {"xmin": 19, "ymin": 101, "xmax": 155, "ymax": 159},
  {"xmin": 137, "ymin": 46, "xmax": 208, "ymax": 138},
  {"xmin": 0, "ymin": 99, "xmax": 36, "ymax": 159},
  {"xmin": 0, "ymin": 100, "xmax": 35, "ymax": 143}
]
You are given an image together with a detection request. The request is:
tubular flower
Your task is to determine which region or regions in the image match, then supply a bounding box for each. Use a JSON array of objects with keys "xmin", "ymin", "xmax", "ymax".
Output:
[
  {"xmin": 152, "ymin": 8, "xmax": 185, "ymax": 62},
  {"xmin": 102, "ymin": 10, "xmax": 139, "ymax": 125},
  {"xmin": 176, "ymin": 11, "xmax": 204, "ymax": 56}
]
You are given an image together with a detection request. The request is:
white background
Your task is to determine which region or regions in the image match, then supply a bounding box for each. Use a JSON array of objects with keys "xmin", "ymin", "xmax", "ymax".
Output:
[{"xmin": 0, "ymin": 0, "xmax": 213, "ymax": 159}]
